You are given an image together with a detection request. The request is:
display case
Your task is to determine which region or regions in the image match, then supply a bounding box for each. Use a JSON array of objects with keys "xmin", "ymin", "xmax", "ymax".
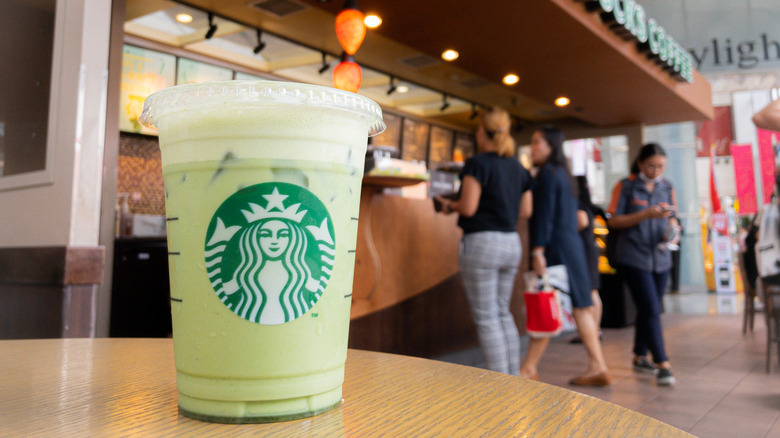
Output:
[
  {"xmin": 592, "ymin": 216, "xmax": 636, "ymax": 328},
  {"xmin": 593, "ymin": 216, "xmax": 613, "ymax": 274}
]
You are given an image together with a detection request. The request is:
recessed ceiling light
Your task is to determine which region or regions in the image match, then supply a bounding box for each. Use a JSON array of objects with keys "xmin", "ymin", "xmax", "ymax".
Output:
[
  {"xmin": 503, "ymin": 74, "xmax": 519, "ymax": 85},
  {"xmin": 364, "ymin": 14, "xmax": 382, "ymax": 28},
  {"xmin": 175, "ymin": 13, "xmax": 193, "ymax": 24},
  {"xmin": 396, "ymin": 85, "xmax": 409, "ymax": 94},
  {"xmin": 441, "ymin": 49, "xmax": 459, "ymax": 61},
  {"xmin": 555, "ymin": 96, "xmax": 570, "ymax": 107}
]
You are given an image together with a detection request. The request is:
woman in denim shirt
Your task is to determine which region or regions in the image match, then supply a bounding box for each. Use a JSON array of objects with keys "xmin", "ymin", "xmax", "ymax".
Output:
[
  {"xmin": 521, "ymin": 126, "xmax": 610, "ymax": 386},
  {"xmin": 607, "ymin": 143, "xmax": 680, "ymax": 386}
]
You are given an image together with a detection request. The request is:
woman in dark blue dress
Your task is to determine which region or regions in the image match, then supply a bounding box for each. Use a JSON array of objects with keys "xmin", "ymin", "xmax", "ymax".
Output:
[{"xmin": 519, "ymin": 126, "xmax": 610, "ymax": 386}]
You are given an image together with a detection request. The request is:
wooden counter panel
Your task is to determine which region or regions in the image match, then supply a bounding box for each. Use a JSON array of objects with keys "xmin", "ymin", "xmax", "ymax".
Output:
[
  {"xmin": 351, "ymin": 190, "xmax": 460, "ymax": 319},
  {"xmin": 349, "ymin": 275, "xmax": 479, "ymax": 357}
]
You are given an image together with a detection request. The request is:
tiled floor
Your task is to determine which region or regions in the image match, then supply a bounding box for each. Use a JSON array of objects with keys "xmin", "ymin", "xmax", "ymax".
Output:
[{"xmin": 435, "ymin": 292, "xmax": 780, "ymax": 438}]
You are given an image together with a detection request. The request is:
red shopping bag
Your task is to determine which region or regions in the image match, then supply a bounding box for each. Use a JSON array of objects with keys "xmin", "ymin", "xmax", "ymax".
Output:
[{"xmin": 524, "ymin": 275, "xmax": 563, "ymax": 338}]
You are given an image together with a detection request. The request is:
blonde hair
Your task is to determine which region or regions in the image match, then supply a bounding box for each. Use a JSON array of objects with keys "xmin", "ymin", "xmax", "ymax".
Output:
[{"xmin": 481, "ymin": 107, "xmax": 515, "ymax": 157}]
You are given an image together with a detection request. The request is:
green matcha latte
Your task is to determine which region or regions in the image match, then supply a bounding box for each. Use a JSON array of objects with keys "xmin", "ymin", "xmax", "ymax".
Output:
[{"xmin": 140, "ymin": 81, "xmax": 384, "ymax": 423}]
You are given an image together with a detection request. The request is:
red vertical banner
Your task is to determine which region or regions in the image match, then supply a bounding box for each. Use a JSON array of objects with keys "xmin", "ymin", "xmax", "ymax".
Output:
[
  {"xmin": 696, "ymin": 106, "xmax": 733, "ymax": 157},
  {"xmin": 731, "ymin": 143, "xmax": 757, "ymax": 215},
  {"xmin": 757, "ymin": 129, "xmax": 778, "ymax": 204},
  {"xmin": 710, "ymin": 148, "xmax": 722, "ymax": 213}
]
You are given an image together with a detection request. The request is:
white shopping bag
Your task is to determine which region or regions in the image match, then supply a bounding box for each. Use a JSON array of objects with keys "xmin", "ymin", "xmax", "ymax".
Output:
[{"xmin": 757, "ymin": 199, "xmax": 780, "ymax": 284}]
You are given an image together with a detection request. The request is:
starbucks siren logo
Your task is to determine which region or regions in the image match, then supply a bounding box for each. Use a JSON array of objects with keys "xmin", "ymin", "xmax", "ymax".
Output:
[{"xmin": 204, "ymin": 182, "xmax": 335, "ymax": 325}]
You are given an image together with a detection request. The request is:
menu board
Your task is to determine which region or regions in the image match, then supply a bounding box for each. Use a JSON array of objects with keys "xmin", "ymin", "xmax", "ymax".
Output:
[
  {"xmin": 176, "ymin": 58, "xmax": 233, "ymax": 84},
  {"xmin": 119, "ymin": 45, "xmax": 176, "ymax": 134},
  {"xmin": 428, "ymin": 125, "xmax": 454, "ymax": 168},
  {"xmin": 371, "ymin": 112, "xmax": 401, "ymax": 153},
  {"xmin": 453, "ymin": 131, "xmax": 476, "ymax": 161},
  {"xmin": 401, "ymin": 118, "xmax": 429, "ymax": 163}
]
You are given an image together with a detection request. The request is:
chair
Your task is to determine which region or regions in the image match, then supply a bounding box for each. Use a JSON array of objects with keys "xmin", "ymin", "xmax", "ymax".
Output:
[
  {"xmin": 737, "ymin": 252, "xmax": 761, "ymax": 334},
  {"xmin": 758, "ymin": 280, "xmax": 780, "ymax": 372}
]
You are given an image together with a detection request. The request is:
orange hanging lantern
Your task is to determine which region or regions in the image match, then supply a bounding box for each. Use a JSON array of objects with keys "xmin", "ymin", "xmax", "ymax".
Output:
[
  {"xmin": 333, "ymin": 52, "xmax": 362, "ymax": 93},
  {"xmin": 335, "ymin": 0, "xmax": 366, "ymax": 55}
]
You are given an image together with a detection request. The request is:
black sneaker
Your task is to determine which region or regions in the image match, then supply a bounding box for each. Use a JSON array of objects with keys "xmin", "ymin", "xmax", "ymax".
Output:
[
  {"xmin": 657, "ymin": 368, "xmax": 676, "ymax": 386},
  {"xmin": 633, "ymin": 357, "xmax": 658, "ymax": 374}
]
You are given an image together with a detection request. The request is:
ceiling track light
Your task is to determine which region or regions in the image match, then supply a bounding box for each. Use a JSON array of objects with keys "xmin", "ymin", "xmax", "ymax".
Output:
[
  {"xmin": 387, "ymin": 76, "xmax": 398, "ymax": 95},
  {"xmin": 253, "ymin": 28, "xmax": 266, "ymax": 54},
  {"xmin": 318, "ymin": 52, "xmax": 331, "ymax": 74},
  {"xmin": 469, "ymin": 103, "xmax": 478, "ymax": 120},
  {"xmin": 440, "ymin": 94, "xmax": 450, "ymax": 112},
  {"xmin": 512, "ymin": 117, "xmax": 527, "ymax": 133},
  {"xmin": 205, "ymin": 12, "xmax": 218, "ymax": 39}
]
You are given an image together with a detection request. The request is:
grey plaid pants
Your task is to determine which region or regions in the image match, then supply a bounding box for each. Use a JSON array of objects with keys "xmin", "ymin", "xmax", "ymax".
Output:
[{"xmin": 459, "ymin": 231, "xmax": 522, "ymax": 375}]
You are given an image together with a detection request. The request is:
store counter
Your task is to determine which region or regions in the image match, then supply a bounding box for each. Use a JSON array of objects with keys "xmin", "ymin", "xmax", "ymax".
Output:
[{"xmin": 352, "ymin": 175, "xmax": 460, "ymax": 319}]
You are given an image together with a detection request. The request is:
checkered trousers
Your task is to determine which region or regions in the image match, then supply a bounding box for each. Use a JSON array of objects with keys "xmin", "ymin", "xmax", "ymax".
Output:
[{"xmin": 459, "ymin": 231, "xmax": 522, "ymax": 376}]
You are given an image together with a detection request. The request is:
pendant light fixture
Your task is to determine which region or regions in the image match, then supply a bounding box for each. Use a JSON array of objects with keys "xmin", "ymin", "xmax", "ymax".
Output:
[
  {"xmin": 333, "ymin": 0, "xmax": 366, "ymax": 92},
  {"xmin": 333, "ymin": 52, "xmax": 362, "ymax": 93},
  {"xmin": 335, "ymin": 0, "xmax": 366, "ymax": 55}
]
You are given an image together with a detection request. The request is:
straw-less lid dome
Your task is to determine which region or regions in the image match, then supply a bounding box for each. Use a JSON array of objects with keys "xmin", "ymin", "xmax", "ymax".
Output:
[{"xmin": 139, "ymin": 80, "xmax": 386, "ymax": 137}]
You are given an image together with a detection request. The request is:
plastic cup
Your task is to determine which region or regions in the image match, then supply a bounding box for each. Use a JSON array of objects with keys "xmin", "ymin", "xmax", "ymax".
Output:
[{"xmin": 139, "ymin": 81, "xmax": 384, "ymax": 423}]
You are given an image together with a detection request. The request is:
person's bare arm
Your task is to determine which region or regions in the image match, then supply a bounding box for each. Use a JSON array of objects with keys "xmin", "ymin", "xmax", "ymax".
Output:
[
  {"xmin": 608, "ymin": 206, "xmax": 671, "ymax": 229},
  {"xmin": 437, "ymin": 175, "xmax": 481, "ymax": 217},
  {"xmin": 753, "ymin": 99, "xmax": 780, "ymax": 131},
  {"xmin": 531, "ymin": 246, "xmax": 546, "ymax": 276},
  {"xmin": 577, "ymin": 210, "xmax": 589, "ymax": 231},
  {"xmin": 519, "ymin": 190, "xmax": 533, "ymax": 219}
]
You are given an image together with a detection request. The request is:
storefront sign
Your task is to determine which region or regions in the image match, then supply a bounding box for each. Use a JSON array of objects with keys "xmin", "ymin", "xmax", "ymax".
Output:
[
  {"xmin": 590, "ymin": 0, "xmax": 694, "ymax": 83},
  {"xmin": 689, "ymin": 34, "xmax": 780, "ymax": 71},
  {"xmin": 731, "ymin": 143, "xmax": 757, "ymax": 215}
]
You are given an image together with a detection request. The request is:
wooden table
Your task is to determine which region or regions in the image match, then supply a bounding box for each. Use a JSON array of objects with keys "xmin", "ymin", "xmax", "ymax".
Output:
[{"xmin": 0, "ymin": 339, "xmax": 692, "ymax": 437}]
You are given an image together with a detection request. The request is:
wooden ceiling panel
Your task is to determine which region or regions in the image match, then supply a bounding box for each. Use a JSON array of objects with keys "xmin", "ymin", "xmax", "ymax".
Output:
[{"xmin": 176, "ymin": 0, "xmax": 712, "ymax": 127}]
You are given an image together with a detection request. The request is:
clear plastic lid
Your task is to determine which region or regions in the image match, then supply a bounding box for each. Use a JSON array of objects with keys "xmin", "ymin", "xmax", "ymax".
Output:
[{"xmin": 139, "ymin": 80, "xmax": 386, "ymax": 136}]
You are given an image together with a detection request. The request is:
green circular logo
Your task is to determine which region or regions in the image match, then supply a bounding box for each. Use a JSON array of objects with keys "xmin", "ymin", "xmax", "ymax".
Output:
[{"xmin": 204, "ymin": 182, "xmax": 335, "ymax": 325}]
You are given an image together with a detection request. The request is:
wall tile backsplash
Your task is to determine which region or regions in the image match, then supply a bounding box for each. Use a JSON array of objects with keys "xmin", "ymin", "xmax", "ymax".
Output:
[{"xmin": 118, "ymin": 133, "xmax": 165, "ymax": 215}]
